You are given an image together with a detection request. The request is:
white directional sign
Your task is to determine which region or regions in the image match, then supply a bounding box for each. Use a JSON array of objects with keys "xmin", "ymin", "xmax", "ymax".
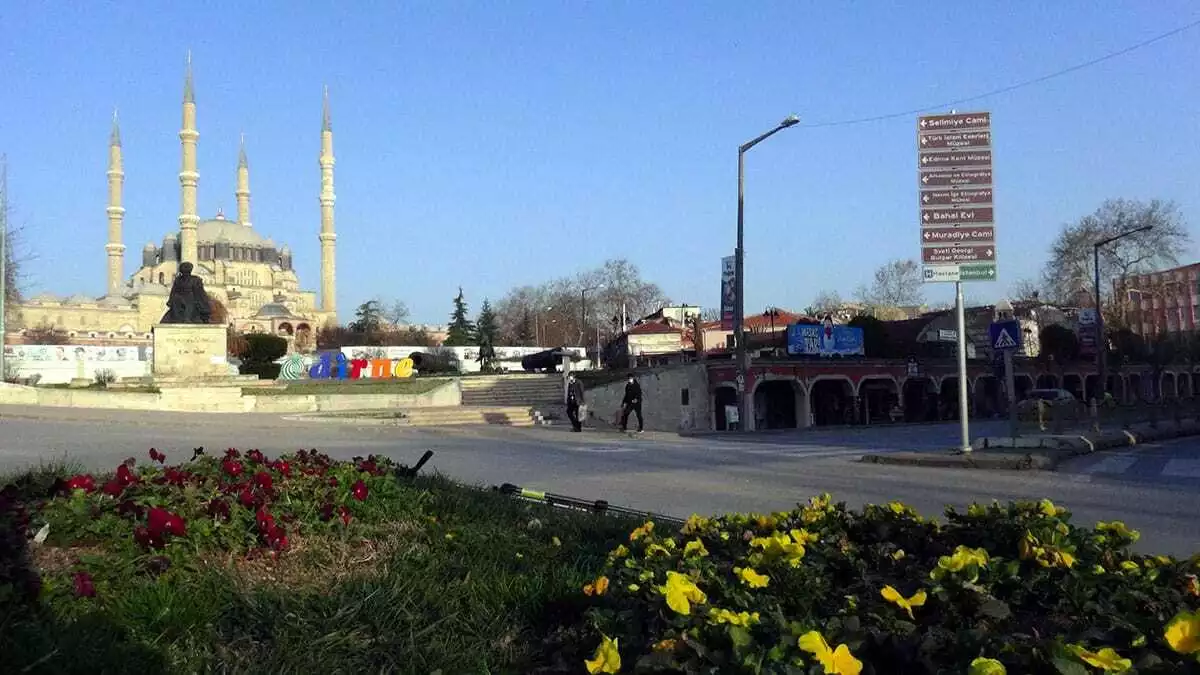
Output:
[{"xmin": 919, "ymin": 112, "xmax": 996, "ymax": 284}]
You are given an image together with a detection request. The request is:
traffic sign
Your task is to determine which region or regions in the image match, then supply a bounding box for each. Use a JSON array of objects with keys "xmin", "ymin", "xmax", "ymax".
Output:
[
  {"xmin": 918, "ymin": 111, "xmax": 996, "ymax": 284},
  {"xmin": 989, "ymin": 320, "xmax": 1022, "ymax": 352}
]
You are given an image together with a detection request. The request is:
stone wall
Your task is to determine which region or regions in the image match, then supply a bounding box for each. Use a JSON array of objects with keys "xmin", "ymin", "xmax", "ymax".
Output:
[{"xmin": 582, "ymin": 364, "xmax": 709, "ymax": 432}]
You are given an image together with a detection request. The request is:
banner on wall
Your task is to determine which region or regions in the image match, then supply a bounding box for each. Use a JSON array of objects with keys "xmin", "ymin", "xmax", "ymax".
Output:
[
  {"xmin": 720, "ymin": 255, "xmax": 735, "ymax": 331},
  {"xmin": 2, "ymin": 344, "xmax": 150, "ymax": 362},
  {"xmin": 786, "ymin": 320, "xmax": 865, "ymax": 357}
]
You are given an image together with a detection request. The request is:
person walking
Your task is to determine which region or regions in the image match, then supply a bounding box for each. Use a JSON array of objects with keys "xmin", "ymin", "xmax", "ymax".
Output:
[
  {"xmin": 620, "ymin": 374, "xmax": 644, "ymax": 433},
  {"xmin": 566, "ymin": 373, "xmax": 585, "ymax": 432}
]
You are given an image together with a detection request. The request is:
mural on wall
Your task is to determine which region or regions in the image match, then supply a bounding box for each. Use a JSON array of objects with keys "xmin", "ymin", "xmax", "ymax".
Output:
[{"xmin": 2, "ymin": 344, "xmax": 151, "ymax": 362}]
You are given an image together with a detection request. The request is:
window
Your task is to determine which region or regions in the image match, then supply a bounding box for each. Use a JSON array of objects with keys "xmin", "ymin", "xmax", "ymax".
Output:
[
  {"xmin": 158, "ymin": 272, "xmax": 165, "ymax": 284},
  {"xmin": 680, "ymin": 388, "xmax": 690, "ymax": 406}
]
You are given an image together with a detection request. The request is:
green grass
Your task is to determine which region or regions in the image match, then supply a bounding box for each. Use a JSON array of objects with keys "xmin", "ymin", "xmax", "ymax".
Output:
[
  {"xmin": 0, "ymin": 460, "xmax": 634, "ymax": 674},
  {"xmin": 246, "ymin": 378, "xmax": 449, "ymax": 397},
  {"xmin": 38, "ymin": 383, "xmax": 161, "ymax": 394}
]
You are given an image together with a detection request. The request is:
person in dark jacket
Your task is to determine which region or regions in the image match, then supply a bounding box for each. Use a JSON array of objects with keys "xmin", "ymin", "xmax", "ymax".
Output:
[
  {"xmin": 566, "ymin": 373, "xmax": 585, "ymax": 432},
  {"xmin": 620, "ymin": 374, "xmax": 643, "ymax": 433}
]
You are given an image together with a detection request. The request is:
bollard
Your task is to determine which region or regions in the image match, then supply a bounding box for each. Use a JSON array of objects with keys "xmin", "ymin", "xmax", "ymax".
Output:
[
  {"xmin": 1089, "ymin": 398, "xmax": 1100, "ymax": 433},
  {"xmin": 1037, "ymin": 399, "xmax": 1047, "ymax": 432}
]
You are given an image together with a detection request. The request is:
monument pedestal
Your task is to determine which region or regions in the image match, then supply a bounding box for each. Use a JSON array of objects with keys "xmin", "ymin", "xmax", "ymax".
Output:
[{"xmin": 152, "ymin": 324, "xmax": 232, "ymax": 379}]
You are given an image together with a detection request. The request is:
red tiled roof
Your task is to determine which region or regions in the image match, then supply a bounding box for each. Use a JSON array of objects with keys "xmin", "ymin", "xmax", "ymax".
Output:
[{"xmin": 628, "ymin": 322, "xmax": 683, "ymax": 335}]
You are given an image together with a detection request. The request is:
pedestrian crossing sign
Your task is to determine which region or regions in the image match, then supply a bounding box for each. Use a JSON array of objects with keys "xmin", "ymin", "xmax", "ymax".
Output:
[{"xmin": 989, "ymin": 320, "xmax": 1022, "ymax": 352}]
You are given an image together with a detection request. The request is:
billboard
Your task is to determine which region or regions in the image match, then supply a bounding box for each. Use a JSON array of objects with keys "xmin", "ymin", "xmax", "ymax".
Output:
[
  {"xmin": 786, "ymin": 321, "xmax": 865, "ymax": 357},
  {"xmin": 1077, "ymin": 308, "xmax": 1098, "ymax": 356},
  {"xmin": 720, "ymin": 255, "xmax": 735, "ymax": 331}
]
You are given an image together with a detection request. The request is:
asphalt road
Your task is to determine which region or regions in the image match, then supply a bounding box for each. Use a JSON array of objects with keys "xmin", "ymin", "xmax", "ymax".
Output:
[{"xmin": 2, "ymin": 405, "xmax": 1198, "ymax": 557}]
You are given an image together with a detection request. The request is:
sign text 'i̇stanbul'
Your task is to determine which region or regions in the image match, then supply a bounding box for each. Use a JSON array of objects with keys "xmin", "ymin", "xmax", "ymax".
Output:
[{"xmin": 917, "ymin": 112, "xmax": 997, "ymax": 283}]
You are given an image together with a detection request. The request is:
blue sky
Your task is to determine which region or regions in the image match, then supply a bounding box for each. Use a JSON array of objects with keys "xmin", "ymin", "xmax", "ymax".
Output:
[{"xmin": 2, "ymin": 2, "xmax": 1197, "ymax": 324}]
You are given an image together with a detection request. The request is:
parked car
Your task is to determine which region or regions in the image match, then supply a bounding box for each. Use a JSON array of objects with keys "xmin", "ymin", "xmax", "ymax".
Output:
[{"xmin": 1016, "ymin": 388, "xmax": 1082, "ymax": 414}]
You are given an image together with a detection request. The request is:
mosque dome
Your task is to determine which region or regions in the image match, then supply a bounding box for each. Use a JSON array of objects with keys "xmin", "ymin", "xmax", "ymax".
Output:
[
  {"xmin": 254, "ymin": 302, "xmax": 296, "ymax": 319},
  {"xmin": 196, "ymin": 214, "xmax": 271, "ymax": 246}
]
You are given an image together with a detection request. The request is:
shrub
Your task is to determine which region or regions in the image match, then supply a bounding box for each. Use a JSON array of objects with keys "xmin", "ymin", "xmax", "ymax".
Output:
[
  {"xmin": 238, "ymin": 333, "xmax": 288, "ymax": 379},
  {"xmin": 93, "ymin": 368, "xmax": 116, "ymax": 386},
  {"xmin": 577, "ymin": 497, "xmax": 1200, "ymax": 674}
]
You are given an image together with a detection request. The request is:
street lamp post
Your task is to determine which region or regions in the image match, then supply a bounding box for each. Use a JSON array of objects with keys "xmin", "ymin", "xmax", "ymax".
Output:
[
  {"xmin": 735, "ymin": 115, "xmax": 799, "ymax": 431},
  {"xmin": 581, "ymin": 285, "xmax": 604, "ymax": 369},
  {"xmin": 1094, "ymin": 225, "xmax": 1153, "ymax": 401}
]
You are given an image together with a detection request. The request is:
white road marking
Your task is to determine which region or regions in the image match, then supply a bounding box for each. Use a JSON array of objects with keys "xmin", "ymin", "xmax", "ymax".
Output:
[
  {"xmin": 1162, "ymin": 459, "xmax": 1200, "ymax": 479},
  {"xmin": 1082, "ymin": 455, "xmax": 1138, "ymax": 475}
]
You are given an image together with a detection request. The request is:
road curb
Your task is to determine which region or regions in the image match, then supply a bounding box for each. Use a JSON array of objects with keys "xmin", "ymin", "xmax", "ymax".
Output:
[{"xmin": 861, "ymin": 419, "xmax": 1200, "ymax": 471}]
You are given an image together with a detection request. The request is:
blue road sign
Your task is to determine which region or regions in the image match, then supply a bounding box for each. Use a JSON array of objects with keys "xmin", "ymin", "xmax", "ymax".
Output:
[{"xmin": 989, "ymin": 320, "xmax": 1022, "ymax": 352}]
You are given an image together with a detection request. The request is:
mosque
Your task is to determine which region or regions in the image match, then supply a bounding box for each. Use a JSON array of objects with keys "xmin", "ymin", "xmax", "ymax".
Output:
[{"xmin": 8, "ymin": 56, "xmax": 337, "ymax": 345}]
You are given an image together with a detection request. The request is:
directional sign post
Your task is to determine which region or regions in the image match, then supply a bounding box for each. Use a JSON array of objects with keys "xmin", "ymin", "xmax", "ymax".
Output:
[
  {"xmin": 918, "ymin": 111, "xmax": 995, "ymax": 453},
  {"xmin": 989, "ymin": 319, "xmax": 1022, "ymax": 439}
]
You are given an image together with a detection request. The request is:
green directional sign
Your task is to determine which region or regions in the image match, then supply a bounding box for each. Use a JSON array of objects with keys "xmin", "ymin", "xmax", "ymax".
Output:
[{"xmin": 959, "ymin": 264, "xmax": 997, "ymax": 281}]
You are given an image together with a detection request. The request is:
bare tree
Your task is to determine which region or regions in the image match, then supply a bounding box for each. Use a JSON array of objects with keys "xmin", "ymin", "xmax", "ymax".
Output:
[
  {"xmin": 1010, "ymin": 278, "xmax": 1043, "ymax": 303},
  {"xmin": 1041, "ymin": 199, "xmax": 1191, "ymax": 305},
  {"xmin": 810, "ymin": 289, "xmax": 843, "ymax": 315},
  {"xmin": 699, "ymin": 307, "xmax": 720, "ymax": 322},
  {"xmin": 2, "ymin": 155, "xmax": 21, "ymax": 316},
  {"xmin": 382, "ymin": 299, "xmax": 410, "ymax": 327},
  {"xmin": 856, "ymin": 259, "xmax": 924, "ymax": 309}
]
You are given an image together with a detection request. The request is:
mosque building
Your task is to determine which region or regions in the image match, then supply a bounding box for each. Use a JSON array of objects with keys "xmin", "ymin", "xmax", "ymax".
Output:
[{"xmin": 8, "ymin": 55, "xmax": 337, "ymax": 345}]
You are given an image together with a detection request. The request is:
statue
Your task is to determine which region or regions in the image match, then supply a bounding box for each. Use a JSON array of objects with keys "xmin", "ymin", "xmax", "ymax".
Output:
[{"xmin": 160, "ymin": 262, "xmax": 212, "ymax": 324}]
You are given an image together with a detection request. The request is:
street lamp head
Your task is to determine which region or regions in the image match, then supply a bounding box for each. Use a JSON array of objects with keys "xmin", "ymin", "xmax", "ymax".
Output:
[
  {"xmin": 780, "ymin": 115, "xmax": 800, "ymax": 128},
  {"xmin": 995, "ymin": 299, "xmax": 1013, "ymax": 312}
]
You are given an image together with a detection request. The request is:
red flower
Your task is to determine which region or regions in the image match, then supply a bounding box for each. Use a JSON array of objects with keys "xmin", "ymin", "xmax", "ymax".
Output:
[
  {"xmin": 239, "ymin": 486, "xmax": 257, "ymax": 508},
  {"xmin": 224, "ymin": 448, "xmax": 241, "ymax": 459},
  {"xmin": 117, "ymin": 500, "xmax": 144, "ymax": 519},
  {"xmin": 148, "ymin": 448, "xmax": 166, "ymax": 463},
  {"xmin": 247, "ymin": 449, "xmax": 266, "ymax": 465},
  {"xmin": 65, "ymin": 474, "xmax": 96, "ymax": 493},
  {"xmin": 351, "ymin": 480, "xmax": 368, "ymax": 502},
  {"xmin": 134, "ymin": 526, "xmax": 165, "ymax": 550},
  {"xmin": 206, "ymin": 499, "xmax": 231, "ymax": 521},
  {"xmin": 222, "ymin": 459, "xmax": 244, "ymax": 478},
  {"xmin": 116, "ymin": 464, "xmax": 139, "ymax": 488},
  {"xmin": 255, "ymin": 508, "xmax": 275, "ymax": 533},
  {"xmin": 147, "ymin": 507, "xmax": 186, "ymax": 538},
  {"xmin": 164, "ymin": 468, "xmax": 188, "ymax": 486},
  {"xmin": 339, "ymin": 505, "xmax": 352, "ymax": 526},
  {"xmin": 102, "ymin": 479, "xmax": 124, "ymax": 497},
  {"xmin": 73, "ymin": 571, "xmax": 96, "ymax": 598},
  {"xmin": 271, "ymin": 460, "xmax": 292, "ymax": 478},
  {"xmin": 253, "ymin": 471, "xmax": 273, "ymax": 492},
  {"xmin": 266, "ymin": 524, "xmax": 289, "ymax": 551},
  {"xmin": 328, "ymin": 476, "xmax": 339, "ymax": 487}
]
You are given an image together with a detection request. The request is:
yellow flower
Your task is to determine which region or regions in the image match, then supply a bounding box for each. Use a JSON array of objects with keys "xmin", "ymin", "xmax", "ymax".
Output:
[
  {"xmin": 683, "ymin": 539, "xmax": 709, "ymax": 558},
  {"xmin": 1093, "ymin": 564, "xmax": 1106, "ymax": 574},
  {"xmin": 790, "ymin": 528, "xmax": 819, "ymax": 545},
  {"xmin": 1120, "ymin": 560, "xmax": 1140, "ymax": 573},
  {"xmin": 585, "ymin": 634, "xmax": 621, "ymax": 674},
  {"xmin": 645, "ymin": 543, "xmax": 671, "ymax": 558},
  {"xmin": 626, "ymin": 583, "xmax": 640, "ymax": 592},
  {"xmin": 797, "ymin": 631, "xmax": 862, "ymax": 675},
  {"xmin": 750, "ymin": 531, "xmax": 807, "ymax": 566},
  {"xmin": 734, "ymin": 566, "xmax": 770, "ymax": 589},
  {"xmin": 754, "ymin": 514, "xmax": 777, "ymax": 529},
  {"xmin": 583, "ymin": 576, "xmax": 610, "ymax": 596},
  {"xmin": 638, "ymin": 570, "xmax": 655, "ymax": 582},
  {"xmin": 1096, "ymin": 521, "xmax": 1141, "ymax": 543},
  {"xmin": 682, "ymin": 514, "xmax": 710, "ymax": 535},
  {"xmin": 1131, "ymin": 635, "xmax": 1146, "ymax": 648},
  {"xmin": 1066, "ymin": 644, "xmax": 1132, "ymax": 672},
  {"xmin": 967, "ymin": 503, "xmax": 987, "ymax": 517},
  {"xmin": 968, "ymin": 657, "xmax": 1006, "ymax": 675},
  {"xmin": 1038, "ymin": 499, "xmax": 1062, "ymax": 517},
  {"xmin": 629, "ymin": 521, "xmax": 655, "ymax": 542},
  {"xmin": 719, "ymin": 531, "xmax": 731, "ymax": 541},
  {"xmin": 551, "ymin": 536, "xmax": 562, "ymax": 547},
  {"xmin": 1165, "ymin": 610, "xmax": 1200, "ymax": 654},
  {"xmin": 933, "ymin": 545, "xmax": 989, "ymax": 581},
  {"xmin": 709, "ymin": 607, "xmax": 760, "ymax": 627},
  {"xmin": 611, "ymin": 545, "xmax": 629, "ymax": 558},
  {"xmin": 891, "ymin": 549, "xmax": 906, "ymax": 560},
  {"xmin": 652, "ymin": 638, "xmax": 677, "ymax": 652},
  {"xmin": 658, "ymin": 571, "xmax": 707, "ymax": 615},
  {"xmin": 880, "ymin": 585, "xmax": 927, "ymax": 620}
]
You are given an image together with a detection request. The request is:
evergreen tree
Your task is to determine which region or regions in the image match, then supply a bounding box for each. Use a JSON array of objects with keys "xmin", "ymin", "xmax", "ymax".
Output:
[
  {"xmin": 350, "ymin": 299, "xmax": 384, "ymax": 333},
  {"xmin": 444, "ymin": 287, "xmax": 476, "ymax": 346},
  {"xmin": 476, "ymin": 299, "xmax": 499, "ymax": 347}
]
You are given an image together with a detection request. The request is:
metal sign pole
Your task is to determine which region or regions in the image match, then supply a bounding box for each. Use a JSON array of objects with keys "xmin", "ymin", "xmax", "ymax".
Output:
[
  {"xmin": 955, "ymin": 281, "xmax": 971, "ymax": 452},
  {"xmin": 1004, "ymin": 348, "xmax": 1017, "ymax": 439}
]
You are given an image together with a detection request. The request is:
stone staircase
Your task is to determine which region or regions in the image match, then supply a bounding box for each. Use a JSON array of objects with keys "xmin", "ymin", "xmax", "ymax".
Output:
[
  {"xmin": 399, "ymin": 406, "xmax": 547, "ymax": 427},
  {"xmin": 459, "ymin": 374, "xmax": 562, "ymax": 407}
]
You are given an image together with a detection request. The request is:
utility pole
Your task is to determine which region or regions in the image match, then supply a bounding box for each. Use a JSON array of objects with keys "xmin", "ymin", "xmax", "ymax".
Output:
[{"xmin": 0, "ymin": 154, "xmax": 8, "ymax": 382}]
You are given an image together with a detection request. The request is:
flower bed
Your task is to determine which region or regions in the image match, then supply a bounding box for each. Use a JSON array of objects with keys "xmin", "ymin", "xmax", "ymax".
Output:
[
  {"xmin": 577, "ymin": 497, "xmax": 1200, "ymax": 674},
  {"xmin": 3, "ymin": 450, "xmax": 1199, "ymax": 674}
]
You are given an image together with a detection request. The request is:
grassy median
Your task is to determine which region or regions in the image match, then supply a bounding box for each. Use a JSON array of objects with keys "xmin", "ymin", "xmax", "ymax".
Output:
[{"xmin": 245, "ymin": 378, "xmax": 449, "ymax": 397}]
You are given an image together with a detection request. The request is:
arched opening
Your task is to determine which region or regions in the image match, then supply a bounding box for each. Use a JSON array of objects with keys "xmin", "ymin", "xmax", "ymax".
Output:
[
  {"xmin": 1192, "ymin": 373, "xmax": 1200, "ymax": 399},
  {"xmin": 1110, "ymin": 375, "xmax": 1127, "ymax": 404},
  {"xmin": 858, "ymin": 377, "xmax": 900, "ymax": 424},
  {"xmin": 1163, "ymin": 373, "xmax": 1178, "ymax": 400},
  {"xmin": 158, "ymin": 272, "xmax": 165, "ymax": 285},
  {"xmin": 974, "ymin": 376, "xmax": 1000, "ymax": 418},
  {"xmin": 1179, "ymin": 373, "xmax": 1193, "ymax": 398},
  {"xmin": 1014, "ymin": 374, "xmax": 1034, "ymax": 401},
  {"xmin": 1084, "ymin": 374, "xmax": 1099, "ymax": 402},
  {"xmin": 278, "ymin": 322, "xmax": 295, "ymax": 336},
  {"xmin": 754, "ymin": 380, "xmax": 804, "ymax": 430},
  {"xmin": 713, "ymin": 386, "xmax": 738, "ymax": 431},
  {"xmin": 1036, "ymin": 373, "xmax": 1059, "ymax": 389},
  {"xmin": 810, "ymin": 378, "xmax": 855, "ymax": 427},
  {"xmin": 1062, "ymin": 374, "xmax": 1083, "ymax": 400},
  {"xmin": 1128, "ymin": 373, "xmax": 1143, "ymax": 402},
  {"xmin": 902, "ymin": 377, "xmax": 937, "ymax": 422},
  {"xmin": 938, "ymin": 377, "xmax": 970, "ymax": 421}
]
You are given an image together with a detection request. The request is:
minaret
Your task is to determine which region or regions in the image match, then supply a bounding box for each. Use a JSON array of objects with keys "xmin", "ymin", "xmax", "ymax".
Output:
[
  {"xmin": 236, "ymin": 133, "xmax": 252, "ymax": 228},
  {"xmin": 178, "ymin": 52, "xmax": 200, "ymax": 265},
  {"xmin": 105, "ymin": 109, "xmax": 126, "ymax": 297},
  {"xmin": 318, "ymin": 86, "xmax": 337, "ymax": 315}
]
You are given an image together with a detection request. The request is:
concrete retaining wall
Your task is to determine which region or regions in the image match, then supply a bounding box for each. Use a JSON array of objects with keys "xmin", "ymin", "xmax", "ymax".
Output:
[
  {"xmin": 583, "ymin": 365, "xmax": 710, "ymax": 432},
  {"xmin": 0, "ymin": 379, "xmax": 462, "ymax": 414}
]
